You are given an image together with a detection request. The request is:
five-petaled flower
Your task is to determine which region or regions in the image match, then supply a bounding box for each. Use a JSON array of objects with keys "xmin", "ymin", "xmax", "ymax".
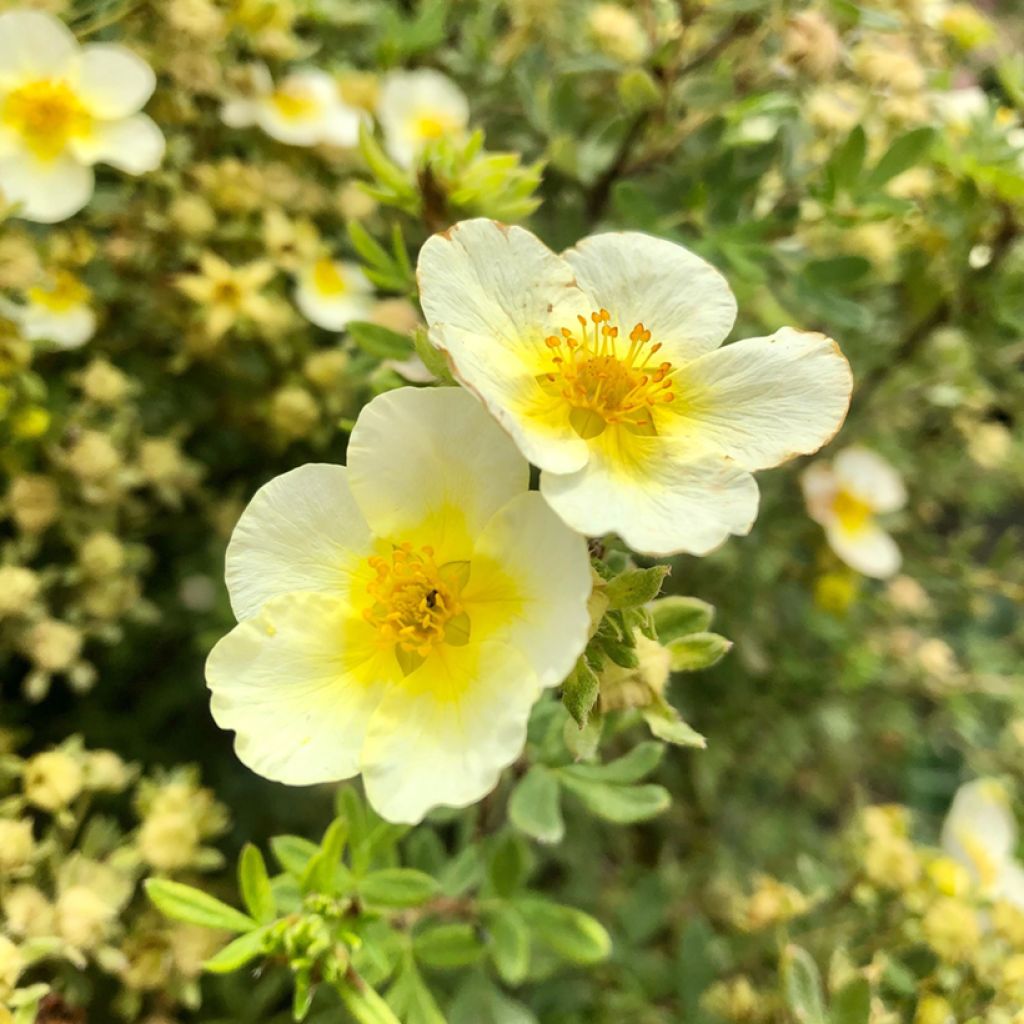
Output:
[
  {"xmin": 802, "ymin": 447, "xmax": 905, "ymax": 578},
  {"xmin": 205, "ymin": 386, "xmax": 591, "ymax": 823},
  {"xmin": 377, "ymin": 69, "xmax": 469, "ymax": 168},
  {"xmin": 293, "ymin": 257, "xmax": 375, "ymax": 331},
  {"xmin": 0, "ymin": 9, "xmax": 165, "ymax": 223},
  {"xmin": 417, "ymin": 219, "xmax": 853, "ymax": 556},
  {"xmin": 13, "ymin": 270, "xmax": 96, "ymax": 350}
]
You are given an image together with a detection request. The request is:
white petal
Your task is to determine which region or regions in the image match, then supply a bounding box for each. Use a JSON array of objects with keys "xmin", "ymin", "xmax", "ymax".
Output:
[
  {"xmin": 0, "ymin": 151, "xmax": 93, "ymax": 223},
  {"xmin": 293, "ymin": 262, "xmax": 374, "ymax": 331},
  {"xmin": 256, "ymin": 104, "xmax": 325, "ymax": 146},
  {"xmin": 467, "ymin": 492, "xmax": 591, "ymax": 688},
  {"xmin": 540, "ymin": 430, "xmax": 760, "ymax": 557},
  {"xmin": 226, "ymin": 463, "xmax": 374, "ymax": 621},
  {"xmin": 834, "ymin": 447, "xmax": 906, "ymax": 513},
  {"xmin": 221, "ymin": 99, "xmax": 259, "ymax": 128},
  {"xmin": 825, "ymin": 522, "xmax": 900, "ymax": 578},
  {"xmin": 69, "ymin": 114, "xmax": 164, "ymax": 173},
  {"xmin": 360, "ymin": 641, "xmax": 537, "ymax": 823},
  {"xmin": 942, "ymin": 779, "xmax": 1017, "ymax": 890},
  {"xmin": 562, "ymin": 232, "xmax": 737, "ymax": 363},
  {"xmin": 377, "ymin": 69, "xmax": 469, "ymax": 168},
  {"xmin": 417, "ymin": 219, "xmax": 591, "ymax": 474},
  {"xmin": 800, "ymin": 461, "xmax": 838, "ymax": 526},
  {"xmin": 997, "ymin": 861, "xmax": 1024, "ymax": 911},
  {"xmin": 206, "ymin": 593, "xmax": 389, "ymax": 785},
  {"xmin": 0, "ymin": 11, "xmax": 77, "ymax": 86},
  {"xmin": 19, "ymin": 305, "xmax": 95, "ymax": 349},
  {"xmin": 321, "ymin": 105, "xmax": 362, "ymax": 147},
  {"xmin": 76, "ymin": 44, "xmax": 155, "ymax": 118},
  {"xmin": 346, "ymin": 386, "xmax": 528, "ymax": 561},
  {"xmin": 667, "ymin": 327, "xmax": 853, "ymax": 471}
]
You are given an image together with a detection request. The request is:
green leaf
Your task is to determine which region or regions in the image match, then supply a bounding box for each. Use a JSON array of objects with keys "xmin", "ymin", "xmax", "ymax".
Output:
[
  {"xmin": 561, "ymin": 656, "xmax": 599, "ymax": 728},
  {"xmin": 341, "ymin": 975, "xmax": 405, "ymax": 1024},
  {"xmin": 665, "ymin": 632, "xmax": 732, "ymax": 672},
  {"xmin": 865, "ymin": 127, "xmax": 936, "ymax": 189},
  {"xmin": 358, "ymin": 868, "xmax": 439, "ymax": 908},
  {"xmin": 516, "ymin": 897, "xmax": 611, "ymax": 964},
  {"xmin": 385, "ymin": 957, "xmax": 446, "ymax": 1024},
  {"xmin": 782, "ymin": 945, "xmax": 827, "ymax": 1024},
  {"xmin": 677, "ymin": 915, "xmax": 716, "ymax": 1019},
  {"xmin": 301, "ymin": 816, "xmax": 350, "ymax": 895},
  {"xmin": 413, "ymin": 326, "xmax": 455, "ymax": 383},
  {"xmin": 359, "ymin": 121, "xmax": 417, "ymax": 197},
  {"xmin": 488, "ymin": 906, "xmax": 530, "ymax": 985},
  {"xmin": 804, "ymin": 256, "xmax": 871, "ymax": 288},
  {"xmin": 651, "ymin": 596, "xmax": 714, "ymax": 642},
  {"xmin": 413, "ymin": 923, "xmax": 482, "ymax": 969},
  {"xmin": 831, "ymin": 978, "xmax": 871, "ymax": 1024},
  {"xmin": 348, "ymin": 320, "xmax": 414, "ymax": 360},
  {"xmin": 830, "ymin": 125, "xmax": 867, "ymax": 193},
  {"xmin": 488, "ymin": 832, "xmax": 529, "ymax": 898},
  {"xmin": 270, "ymin": 835, "xmax": 320, "ymax": 877},
  {"xmin": 238, "ymin": 844, "xmax": 275, "ymax": 924},
  {"xmin": 145, "ymin": 879, "xmax": 256, "ymax": 934},
  {"xmin": 203, "ymin": 926, "xmax": 272, "ymax": 974},
  {"xmin": 644, "ymin": 707, "xmax": 706, "ymax": 748},
  {"xmin": 561, "ymin": 741, "xmax": 663, "ymax": 785},
  {"xmin": 604, "ymin": 565, "xmax": 670, "ymax": 610},
  {"xmin": 508, "ymin": 765, "xmax": 564, "ymax": 844},
  {"xmin": 559, "ymin": 775, "xmax": 671, "ymax": 824}
]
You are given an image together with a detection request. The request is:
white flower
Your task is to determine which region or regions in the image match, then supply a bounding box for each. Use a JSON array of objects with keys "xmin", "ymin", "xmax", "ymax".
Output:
[
  {"xmin": 294, "ymin": 258, "xmax": 374, "ymax": 331},
  {"xmin": 417, "ymin": 219, "xmax": 852, "ymax": 557},
  {"xmin": 14, "ymin": 269, "xmax": 96, "ymax": 349},
  {"xmin": 377, "ymin": 69, "xmax": 469, "ymax": 168},
  {"xmin": 942, "ymin": 779, "xmax": 1024, "ymax": 909},
  {"xmin": 931, "ymin": 86, "xmax": 988, "ymax": 130},
  {"xmin": 0, "ymin": 9, "xmax": 164, "ymax": 223},
  {"xmin": 802, "ymin": 447, "xmax": 905, "ymax": 579},
  {"xmin": 206, "ymin": 386, "xmax": 591, "ymax": 823},
  {"xmin": 221, "ymin": 65, "xmax": 361, "ymax": 147}
]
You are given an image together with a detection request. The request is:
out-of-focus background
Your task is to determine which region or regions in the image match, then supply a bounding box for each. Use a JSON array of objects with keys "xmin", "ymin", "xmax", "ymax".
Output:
[{"xmin": 1, "ymin": 0, "xmax": 1023, "ymax": 1021}]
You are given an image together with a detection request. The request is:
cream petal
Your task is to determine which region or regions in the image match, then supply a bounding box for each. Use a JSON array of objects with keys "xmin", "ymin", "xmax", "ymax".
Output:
[
  {"xmin": 76, "ymin": 44, "xmax": 156, "ymax": 118},
  {"xmin": 378, "ymin": 69, "xmax": 468, "ymax": 167},
  {"xmin": 834, "ymin": 447, "xmax": 906, "ymax": 513},
  {"xmin": 562, "ymin": 232, "xmax": 737, "ymax": 363},
  {"xmin": 360, "ymin": 641, "xmax": 538, "ymax": 823},
  {"xmin": 825, "ymin": 522, "xmax": 901, "ymax": 579},
  {"xmin": 206, "ymin": 592, "xmax": 389, "ymax": 786},
  {"xmin": 466, "ymin": 491, "xmax": 591, "ymax": 688},
  {"xmin": 0, "ymin": 151, "xmax": 93, "ymax": 223},
  {"xmin": 800, "ymin": 461, "xmax": 838, "ymax": 526},
  {"xmin": 996, "ymin": 861, "xmax": 1024, "ymax": 911},
  {"xmin": 540, "ymin": 430, "xmax": 760, "ymax": 557},
  {"xmin": 225, "ymin": 463, "xmax": 374, "ymax": 621},
  {"xmin": 417, "ymin": 219, "xmax": 590, "ymax": 474},
  {"xmin": 69, "ymin": 114, "xmax": 164, "ymax": 173},
  {"xmin": 221, "ymin": 98, "xmax": 259, "ymax": 128},
  {"xmin": 345, "ymin": 386, "xmax": 528, "ymax": 560},
  {"xmin": 19, "ymin": 305, "xmax": 96, "ymax": 349},
  {"xmin": 0, "ymin": 11, "xmax": 77, "ymax": 86},
  {"xmin": 942, "ymin": 779, "xmax": 1017, "ymax": 889},
  {"xmin": 294, "ymin": 288, "xmax": 374, "ymax": 331},
  {"xmin": 320, "ymin": 105, "xmax": 362, "ymax": 148},
  {"xmin": 256, "ymin": 104, "xmax": 326, "ymax": 146},
  {"xmin": 666, "ymin": 327, "xmax": 852, "ymax": 471}
]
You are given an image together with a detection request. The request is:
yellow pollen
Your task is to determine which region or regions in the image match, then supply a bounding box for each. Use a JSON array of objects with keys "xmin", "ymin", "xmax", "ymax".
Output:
[
  {"xmin": 540, "ymin": 308, "xmax": 676, "ymax": 439},
  {"xmin": 2, "ymin": 79, "xmax": 92, "ymax": 162},
  {"xmin": 28, "ymin": 271, "xmax": 91, "ymax": 313},
  {"xmin": 311, "ymin": 258, "xmax": 348, "ymax": 297},
  {"xmin": 832, "ymin": 489, "xmax": 874, "ymax": 533},
  {"xmin": 412, "ymin": 111, "xmax": 455, "ymax": 141},
  {"xmin": 269, "ymin": 86, "xmax": 318, "ymax": 122},
  {"xmin": 362, "ymin": 544, "xmax": 471, "ymax": 673}
]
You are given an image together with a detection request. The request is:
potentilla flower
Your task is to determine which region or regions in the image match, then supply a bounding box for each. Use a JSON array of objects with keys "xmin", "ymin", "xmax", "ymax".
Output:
[
  {"xmin": 942, "ymin": 779, "xmax": 1024, "ymax": 909},
  {"xmin": 0, "ymin": 9, "xmax": 165, "ymax": 223},
  {"xmin": 376, "ymin": 69, "xmax": 469, "ymax": 168},
  {"xmin": 293, "ymin": 257, "xmax": 374, "ymax": 330},
  {"xmin": 206, "ymin": 386, "xmax": 591, "ymax": 823},
  {"xmin": 176, "ymin": 252, "xmax": 277, "ymax": 340},
  {"xmin": 13, "ymin": 269, "xmax": 96, "ymax": 349},
  {"xmin": 802, "ymin": 447, "xmax": 905, "ymax": 579},
  {"xmin": 221, "ymin": 64, "xmax": 362, "ymax": 147},
  {"xmin": 417, "ymin": 220, "xmax": 852, "ymax": 556}
]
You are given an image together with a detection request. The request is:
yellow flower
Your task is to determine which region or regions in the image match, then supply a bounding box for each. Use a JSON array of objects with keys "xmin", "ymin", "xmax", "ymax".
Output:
[
  {"xmin": 0, "ymin": 566, "xmax": 40, "ymax": 617},
  {"xmin": 376, "ymin": 69, "xmax": 469, "ymax": 168},
  {"xmin": 0, "ymin": 819, "xmax": 35, "ymax": 875},
  {"xmin": 177, "ymin": 252, "xmax": 277, "ymax": 340},
  {"xmin": 418, "ymin": 220, "xmax": 852, "ymax": 556},
  {"xmin": 206, "ymin": 386, "xmax": 591, "ymax": 822},
  {"xmin": 0, "ymin": 936, "xmax": 24, "ymax": 1002},
  {"xmin": 221, "ymin": 64, "xmax": 361, "ymax": 147},
  {"xmin": 0, "ymin": 10, "xmax": 164, "ymax": 222},
  {"xmin": 922, "ymin": 896, "xmax": 981, "ymax": 962},
  {"xmin": 293, "ymin": 257, "xmax": 375, "ymax": 331},
  {"xmin": 588, "ymin": 4, "xmax": 650, "ymax": 65},
  {"xmin": 16, "ymin": 269, "xmax": 95, "ymax": 349},
  {"xmin": 802, "ymin": 448, "xmax": 905, "ymax": 579},
  {"xmin": 23, "ymin": 748, "xmax": 83, "ymax": 810},
  {"xmin": 7, "ymin": 474, "xmax": 60, "ymax": 534}
]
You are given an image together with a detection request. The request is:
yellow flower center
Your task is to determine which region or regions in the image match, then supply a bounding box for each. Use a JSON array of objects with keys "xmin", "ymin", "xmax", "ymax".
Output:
[
  {"xmin": 363, "ymin": 544, "xmax": 471, "ymax": 674},
  {"xmin": 540, "ymin": 308, "xmax": 676, "ymax": 439},
  {"xmin": 212, "ymin": 279, "xmax": 243, "ymax": 309},
  {"xmin": 311, "ymin": 258, "xmax": 348, "ymax": 297},
  {"xmin": 2, "ymin": 79, "xmax": 91, "ymax": 162},
  {"xmin": 269, "ymin": 86, "xmax": 318, "ymax": 123},
  {"xmin": 28, "ymin": 271, "xmax": 91, "ymax": 313},
  {"xmin": 832, "ymin": 488, "xmax": 874, "ymax": 533},
  {"xmin": 411, "ymin": 111, "xmax": 455, "ymax": 141}
]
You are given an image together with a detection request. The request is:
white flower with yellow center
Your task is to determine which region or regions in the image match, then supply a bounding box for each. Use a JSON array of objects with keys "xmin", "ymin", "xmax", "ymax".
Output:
[
  {"xmin": 377, "ymin": 69, "xmax": 469, "ymax": 168},
  {"xmin": 942, "ymin": 779, "xmax": 1024, "ymax": 909},
  {"xmin": 206, "ymin": 386, "xmax": 591, "ymax": 823},
  {"xmin": 801, "ymin": 447, "xmax": 905, "ymax": 579},
  {"xmin": 417, "ymin": 219, "xmax": 853, "ymax": 557},
  {"xmin": 0, "ymin": 9, "xmax": 164, "ymax": 223},
  {"xmin": 294, "ymin": 257, "xmax": 374, "ymax": 331},
  {"xmin": 13, "ymin": 269, "xmax": 95, "ymax": 349},
  {"xmin": 221, "ymin": 64, "xmax": 361, "ymax": 148}
]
